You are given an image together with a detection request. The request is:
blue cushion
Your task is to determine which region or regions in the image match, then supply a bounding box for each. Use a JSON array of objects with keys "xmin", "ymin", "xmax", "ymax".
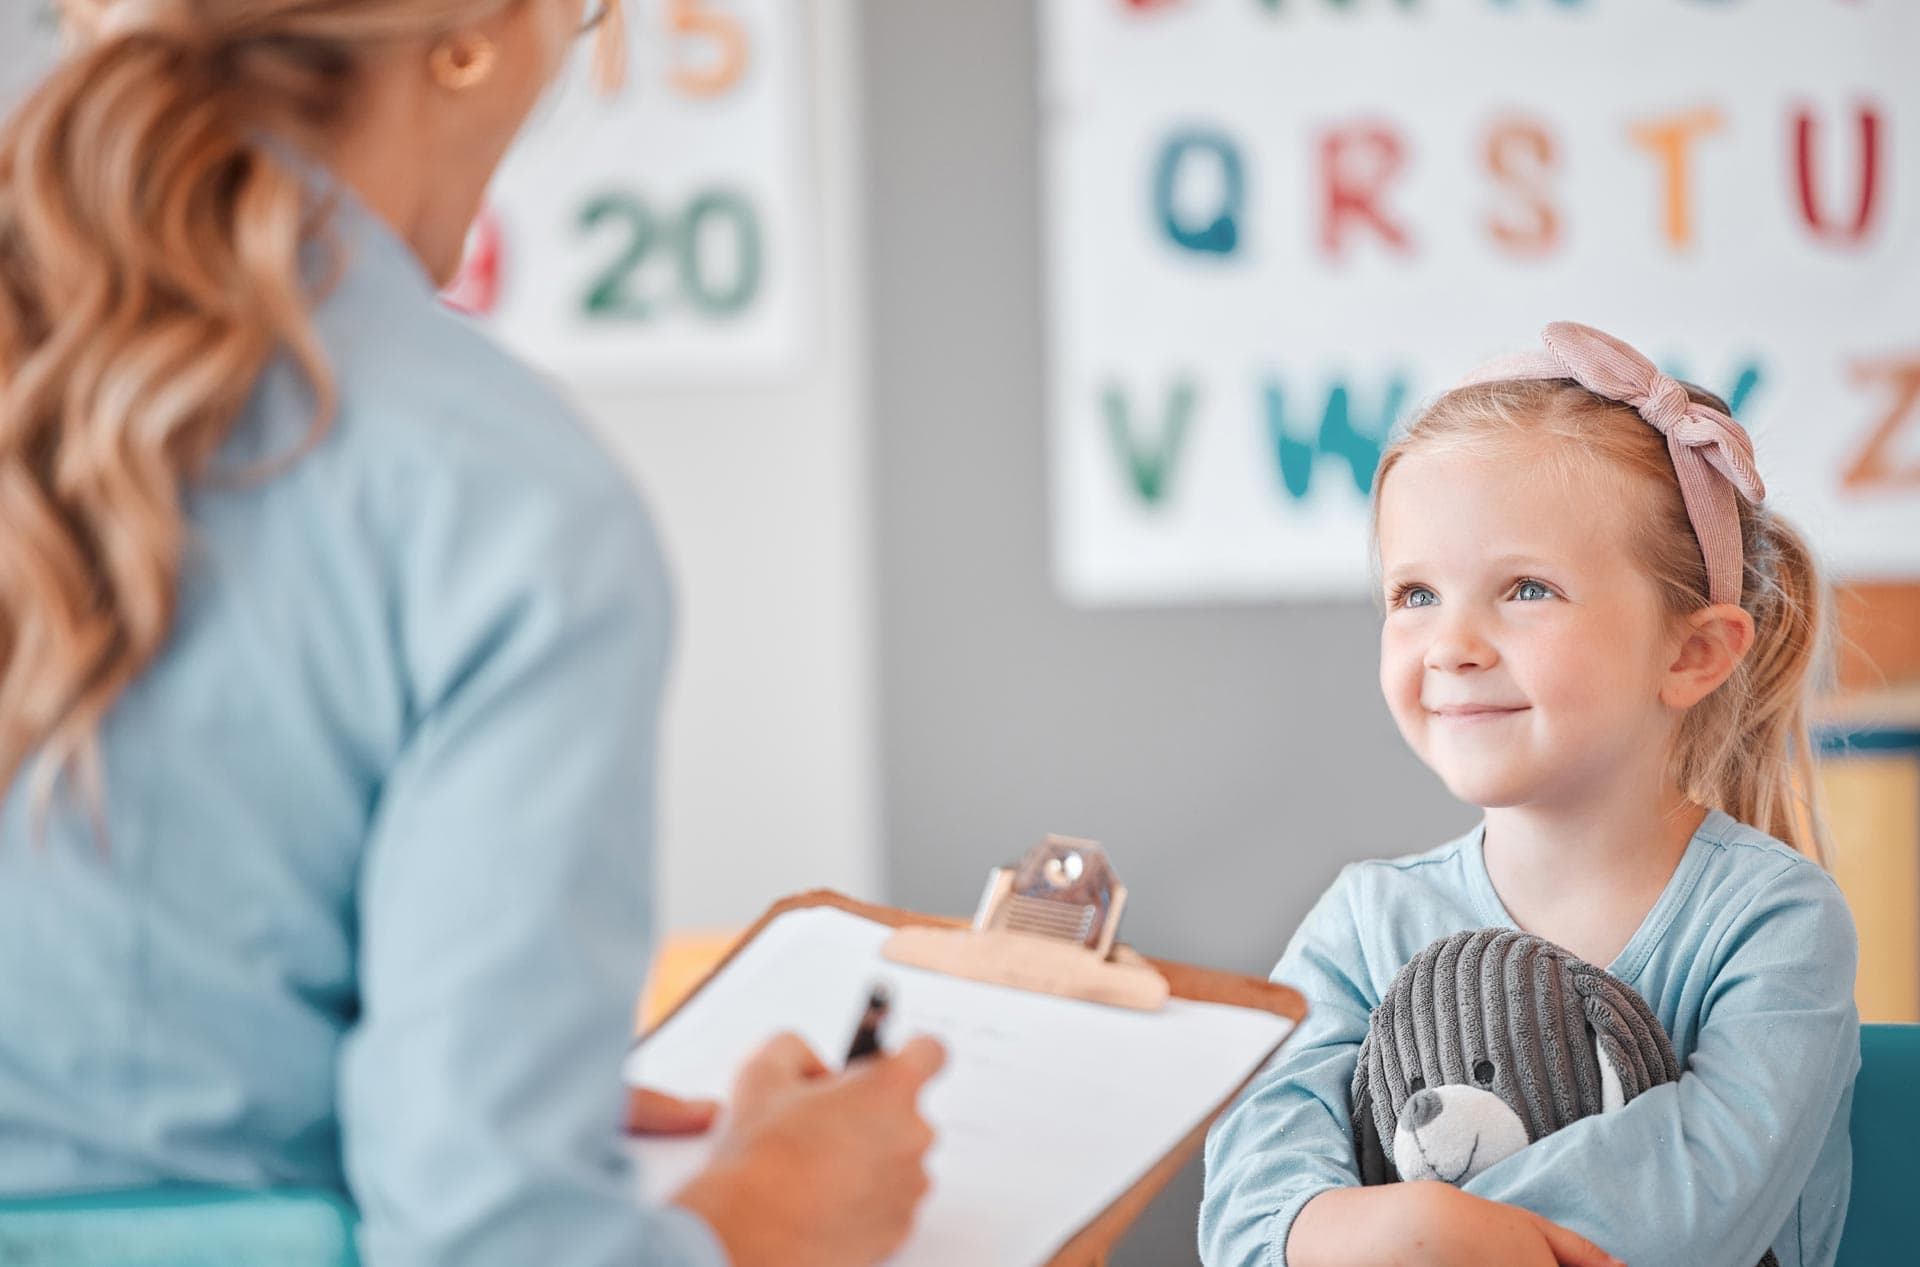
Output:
[
  {"xmin": 1836, "ymin": 1023, "xmax": 1919, "ymax": 1267},
  {"xmin": 0, "ymin": 1186, "xmax": 359, "ymax": 1267}
]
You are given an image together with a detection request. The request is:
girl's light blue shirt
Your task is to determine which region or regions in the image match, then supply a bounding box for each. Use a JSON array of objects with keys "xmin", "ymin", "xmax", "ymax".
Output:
[
  {"xmin": 0, "ymin": 189, "xmax": 727, "ymax": 1267},
  {"xmin": 1200, "ymin": 809, "xmax": 1859, "ymax": 1267}
]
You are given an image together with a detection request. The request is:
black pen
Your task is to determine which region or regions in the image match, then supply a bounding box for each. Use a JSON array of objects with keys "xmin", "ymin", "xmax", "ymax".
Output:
[{"xmin": 844, "ymin": 982, "xmax": 890, "ymax": 1065}]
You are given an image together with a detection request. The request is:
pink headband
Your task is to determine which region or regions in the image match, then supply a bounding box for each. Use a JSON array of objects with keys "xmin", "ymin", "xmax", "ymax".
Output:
[{"xmin": 1454, "ymin": 322, "xmax": 1766, "ymax": 608}]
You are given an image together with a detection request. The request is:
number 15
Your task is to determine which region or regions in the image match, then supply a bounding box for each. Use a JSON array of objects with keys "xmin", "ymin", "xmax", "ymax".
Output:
[{"xmin": 669, "ymin": 0, "xmax": 748, "ymax": 98}]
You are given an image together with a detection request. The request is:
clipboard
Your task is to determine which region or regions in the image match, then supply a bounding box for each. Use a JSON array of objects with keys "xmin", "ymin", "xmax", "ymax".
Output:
[{"xmin": 636, "ymin": 838, "xmax": 1307, "ymax": 1267}]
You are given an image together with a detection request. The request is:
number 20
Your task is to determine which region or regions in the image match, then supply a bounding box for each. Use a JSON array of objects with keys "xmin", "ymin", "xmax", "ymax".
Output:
[{"xmin": 579, "ymin": 190, "xmax": 763, "ymax": 320}]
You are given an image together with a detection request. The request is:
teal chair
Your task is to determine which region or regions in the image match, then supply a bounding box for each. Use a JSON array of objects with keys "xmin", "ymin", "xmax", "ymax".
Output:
[
  {"xmin": 1836, "ymin": 1023, "xmax": 1918, "ymax": 1267},
  {"xmin": 0, "ymin": 1186, "xmax": 359, "ymax": 1267}
]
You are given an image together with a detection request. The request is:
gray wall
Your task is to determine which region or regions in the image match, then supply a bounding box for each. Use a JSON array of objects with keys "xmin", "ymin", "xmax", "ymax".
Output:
[{"xmin": 860, "ymin": 3, "xmax": 1476, "ymax": 1262}]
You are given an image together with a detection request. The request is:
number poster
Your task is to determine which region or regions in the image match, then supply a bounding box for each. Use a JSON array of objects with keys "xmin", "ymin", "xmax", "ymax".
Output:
[
  {"xmin": 454, "ymin": 0, "xmax": 809, "ymax": 382},
  {"xmin": 2, "ymin": 1, "xmax": 807, "ymax": 386}
]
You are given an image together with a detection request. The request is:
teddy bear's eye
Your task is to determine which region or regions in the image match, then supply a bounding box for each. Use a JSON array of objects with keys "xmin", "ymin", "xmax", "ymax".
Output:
[
  {"xmin": 1408, "ymin": 1075, "xmax": 1425, "ymax": 1093},
  {"xmin": 1473, "ymin": 1059, "xmax": 1496, "ymax": 1085}
]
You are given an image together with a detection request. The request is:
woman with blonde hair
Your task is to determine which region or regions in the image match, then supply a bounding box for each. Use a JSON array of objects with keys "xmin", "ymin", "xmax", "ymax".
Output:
[{"xmin": 0, "ymin": 3, "xmax": 942, "ymax": 1265}]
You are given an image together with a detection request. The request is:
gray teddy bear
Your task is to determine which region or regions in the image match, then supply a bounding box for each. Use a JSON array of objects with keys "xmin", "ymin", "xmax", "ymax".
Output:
[{"xmin": 1351, "ymin": 928, "xmax": 1777, "ymax": 1267}]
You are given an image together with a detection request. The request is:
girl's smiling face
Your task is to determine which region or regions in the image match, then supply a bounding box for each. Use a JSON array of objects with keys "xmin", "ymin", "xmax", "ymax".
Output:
[{"xmin": 1376, "ymin": 432, "xmax": 1687, "ymax": 813}]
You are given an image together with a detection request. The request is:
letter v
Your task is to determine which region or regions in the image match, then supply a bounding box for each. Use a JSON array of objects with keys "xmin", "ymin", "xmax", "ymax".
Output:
[{"xmin": 1101, "ymin": 379, "xmax": 1197, "ymax": 506}]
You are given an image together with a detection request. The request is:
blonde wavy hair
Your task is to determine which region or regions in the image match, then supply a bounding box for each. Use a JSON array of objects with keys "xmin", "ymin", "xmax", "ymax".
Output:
[
  {"xmin": 1372, "ymin": 378, "xmax": 1835, "ymax": 865},
  {"xmin": 0, "ymin": 0, "xmax": 622, "ymax": 816}
]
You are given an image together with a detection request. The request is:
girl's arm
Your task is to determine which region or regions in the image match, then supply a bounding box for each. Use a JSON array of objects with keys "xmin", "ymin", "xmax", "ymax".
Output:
[
  {"xmin": 1290, "ymin": 1184, "xmax": 1624, "ymax": 1267},
  {"xmin": 1200, "ymin": 870, "xmax": 1379, "ymax": 1267},
  {"xmin": 1198, "ymin": 876, "xmax": 1624, "ymax": 1267},
  {"xmin": 1460, "ymin": 861, "xmax": 1860, "ymax": 1267}
]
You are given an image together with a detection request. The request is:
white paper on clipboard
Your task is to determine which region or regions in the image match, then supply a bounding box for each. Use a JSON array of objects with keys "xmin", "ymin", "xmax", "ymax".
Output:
[{"xmin": 622, "ymin": 906, "xmax": 1295, "ymax": 1266}]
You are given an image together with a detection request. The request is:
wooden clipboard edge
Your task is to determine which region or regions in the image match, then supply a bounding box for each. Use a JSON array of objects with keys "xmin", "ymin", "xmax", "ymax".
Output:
[
  {"xmin": 635, "ymin": 889, "xmax": 1307, "ymax": 1267},
  {"xmin": 636, "ymin": 890, "xmax": 962, "ymax": 1041}
]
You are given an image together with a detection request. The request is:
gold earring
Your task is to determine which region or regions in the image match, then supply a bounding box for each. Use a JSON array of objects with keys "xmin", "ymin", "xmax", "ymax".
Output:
[{"xmin": 429, "ymin": 35, "xmax": 498, "ymax": 91}]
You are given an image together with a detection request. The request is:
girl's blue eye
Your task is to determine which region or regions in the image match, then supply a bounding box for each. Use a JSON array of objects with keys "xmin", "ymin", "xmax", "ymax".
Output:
[
  {"xmin": 1393, "ymin": 585, "xmax": 1436, "ymax": 608},
  {"xmin": 1514, "ymin": 580, "xmax": 1553, "ymax": 602}
]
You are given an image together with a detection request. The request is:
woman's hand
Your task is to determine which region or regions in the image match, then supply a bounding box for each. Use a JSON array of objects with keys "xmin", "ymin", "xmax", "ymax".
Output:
[
  {"xmin": 670, "ymin": 1031, "xmax": 947, "ymax": 1267},
  {"xmin": 1288, "ymin": 1181, "xmax": 1626, "ymax": 1267},
  {"xmin": 625, "ymin": 1088, "xmax": 720, "ymax": 1136}
]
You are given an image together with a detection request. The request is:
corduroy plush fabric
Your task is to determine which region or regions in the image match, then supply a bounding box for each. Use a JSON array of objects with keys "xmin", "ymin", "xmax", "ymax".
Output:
[{"xmin": 1351, "ymin": 928, "xmax": 1778, "ymax": 1267}]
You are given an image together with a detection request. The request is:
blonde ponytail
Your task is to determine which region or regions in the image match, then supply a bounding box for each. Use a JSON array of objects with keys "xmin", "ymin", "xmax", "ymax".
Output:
[
  {"xmin": 2, "ymin": 0, "xmax": 628, "ymax": 817},
  {"xmin": 1673, "ymin": 510, "xmax": 1834, "ymax": 865},
  {"xmin": 0, "ymin": 18, "xmax": 343, "ymax": 811}
]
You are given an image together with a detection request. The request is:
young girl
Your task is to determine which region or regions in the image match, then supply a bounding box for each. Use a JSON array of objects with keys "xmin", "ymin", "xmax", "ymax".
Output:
[{"xmin": 1199, "ymin": 323, "xmax": 1860, "ymax": 1267}]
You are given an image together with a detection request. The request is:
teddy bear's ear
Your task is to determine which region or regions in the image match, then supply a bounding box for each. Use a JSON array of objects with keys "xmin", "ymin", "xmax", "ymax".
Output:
[
  {"xmin": 1593, "ymin": 1031, "xmax": 1627, "ymax": 1113},
  {"xmin": 1352, "ymin": 1077, "xmax": 1395, "ymax": 1184},
  {"xmin": 1350, "ymin": 1030, "xmax": 1396, "ymax": 1185},
  {"xmin": 1569, "ymin": 960, "xmax": 1681, "ymax": 1109}
]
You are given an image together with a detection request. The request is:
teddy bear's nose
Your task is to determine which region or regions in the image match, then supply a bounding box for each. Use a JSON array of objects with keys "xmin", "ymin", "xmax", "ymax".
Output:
[{"xmin": 1406, "ymin": 1088, "xmax": 1443, "ymax": 1130}]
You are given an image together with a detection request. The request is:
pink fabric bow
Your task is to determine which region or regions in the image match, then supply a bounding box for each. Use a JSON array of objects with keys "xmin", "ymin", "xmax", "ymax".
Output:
[{"xmin": 1455, "ymin": 322, "xmax": 1765, "ymax": 608}]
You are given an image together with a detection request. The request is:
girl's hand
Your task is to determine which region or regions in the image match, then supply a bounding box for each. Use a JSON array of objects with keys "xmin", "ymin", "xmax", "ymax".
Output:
[
  {"xmin": 624, "ymin": 1087, "xmax": 719, "ymax": 1135},
  {"xmin": 670, "ymin": 1031, "xmax": 946, "ymax": 1267},
  {"xmin": 1290, "ymin": 1182, "xmax": 1626, "ymax": 1267},
  {"xmin": 1397, "ymin": 1183, "xmax": 1625, "ymax": 1267}
]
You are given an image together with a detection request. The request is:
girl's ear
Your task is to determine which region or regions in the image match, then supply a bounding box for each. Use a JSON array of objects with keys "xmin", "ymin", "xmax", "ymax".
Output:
[{"xmin": 1660, "ymin": 602, "xmax": 1756, "ymax": 710}]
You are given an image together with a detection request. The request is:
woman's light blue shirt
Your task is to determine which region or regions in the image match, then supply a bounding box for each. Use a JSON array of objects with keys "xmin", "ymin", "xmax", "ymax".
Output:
[
  {"xmin": 0, "ymin": 187, "xmax": 727, "ymax": 1267},
  {"xmin": 1200, "ymin": 809, "xmax": 1859, "ymax": 1267}
]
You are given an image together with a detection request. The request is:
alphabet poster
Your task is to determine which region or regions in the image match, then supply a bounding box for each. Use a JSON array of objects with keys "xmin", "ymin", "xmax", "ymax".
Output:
[{"xmin": 1043, "ymin": 0, "xmax": 1920, "ymax": 605}]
